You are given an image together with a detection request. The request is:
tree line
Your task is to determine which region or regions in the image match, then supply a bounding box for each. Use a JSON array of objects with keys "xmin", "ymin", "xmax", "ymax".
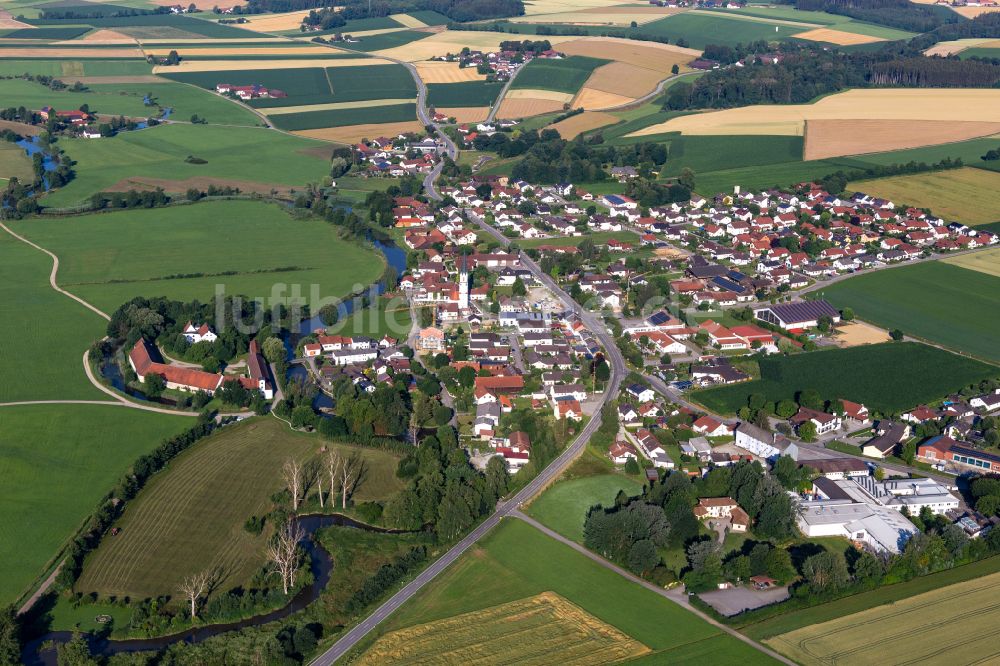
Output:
[
  {"xmin": 789, "ymin": 0, "xmax": 957, "ymax": 33},
  {"xmin": 508, "ymin": 134, "xmax": 668, "ymax": 184},
  {"xmin": 663, "ymin": 43, "xmax": 1000, "ymax": 112},
  {"xmin": 241, "ymin": 0, "xmax": 524, "ymax": 22}
]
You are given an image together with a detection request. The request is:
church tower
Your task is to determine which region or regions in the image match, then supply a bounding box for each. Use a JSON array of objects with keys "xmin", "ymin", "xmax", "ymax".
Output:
[{"xmin": 458, "ymin": 254, "xmax": 470, "ymax": 310}]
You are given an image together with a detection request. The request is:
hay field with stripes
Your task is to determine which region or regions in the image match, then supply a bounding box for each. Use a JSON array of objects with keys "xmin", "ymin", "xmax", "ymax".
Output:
[
  {"xmin": 766, "ymin": 571, "xmax": 1000, "ymax": 665},
  {"xmin": 74, "ymin": 417, "xmax": 403, "ymax": 601}
]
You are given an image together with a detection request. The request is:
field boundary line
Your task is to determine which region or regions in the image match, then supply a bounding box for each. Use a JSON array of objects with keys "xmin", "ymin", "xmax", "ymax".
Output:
[
  {"xmin": 512, "ymin": 511, "xmax": 797, "ymax": 666},
  {"xmin": 0, "ymin": 220, "xmax": 111, "ymax": 321}
]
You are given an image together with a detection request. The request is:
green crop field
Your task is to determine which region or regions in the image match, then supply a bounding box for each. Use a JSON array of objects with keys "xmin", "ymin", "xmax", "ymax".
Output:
[
  {"xmin": 9, "ymin": 200, "xmax": 383, "ymax": 313},
  {"xmin": 40, "ymin": 123, "xmax": 333, "ymax": 208},
  {"xmin": 406, "ymin": 10, "xmax": 450, "ymax": 25},
  {"xmin": 88, "ymin": 81, "xmax": 261, "ymax": 125},
  {"xmin": 427, "ymin": 81, "xmax": 504, "ymax": 107},
  {"xmin": 0, "ymin": 141, "xmax": 33, "ymax": 182},
  {"xmin": 0, "ymin": 228, "xmax": 107, "ymax": 401},
  {"xmin": 28, "ymin": 13, "xmax": 267, "ymax": 38},
  {"xmin": 75, "ymin": 417, "xmax": 404, "ymax": 601},
  {"xmin": 526, "ymin": 474, "xmax": 643, "ymax": 543},
  {"xmin": 692, "ymin": 156, "xmax": 874, "ymax": 197},
  {"xmin": 511, "ymin": 56, "xmax": 608, "ymax": 94},
  {"xmin": 818, "ymin": 262, "xmax": 1000, "ymax": 362},
  {"xmin": 0, "ymin": 77, "xmax": 156, "ymax": 118},
  {"xmin": 660, "ymin": 135, "xmax": 804, "ymax": 178},
  {"xmin": 327, "ymin": 64, "xmax": 416, "ymax": 102},
  {"xmin": 693, "ymin": 342, "xmax": 998, "ymax": 416},
  {"xmin": 0, "ymin": 26, "xmax": 90, "ymax": 39},
  {"xmin": 163, "ymin": 67, "xmax": 336, "ymax": 107},
  {"xmin": 960, "ymin": 47, "xmax": 1000, "ymax": 60},
  {"xmin": 360, "ymin": 519, "xmax": 776, "ymax": 664},
  {"xmin": 858, "ymin": 136, "xmax": 1000, "ymax": 172},
  {"xmin": 640, "ymin": 13, "xmax": 803, "ymax": 48},
  {"xmin": 702, "ymin": 6, "xmax": 846, "ymax": 24},
  {"xmin": 0, "ymin": 404, "xmax": 190, "ymax": 606},
  {"xmin": 0, "ymin": 59, "xmax": 153, "ymax": 77},
  {"xmin": 338, "ymin": 29, "xmax": 430, "ymax": 52},
  {"xmin": 268, "ymin": 102, "xmax": 416, "ymax": 130},
  {"xmin": 848, "ymin": 167, "xmax": 1000, "ymax": 226}
]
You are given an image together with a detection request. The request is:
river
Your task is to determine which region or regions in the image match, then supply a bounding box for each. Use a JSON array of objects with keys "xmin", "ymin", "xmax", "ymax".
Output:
[{"xmin": 22, "ymin": 514, "xmax": 407, "ymax": 665}]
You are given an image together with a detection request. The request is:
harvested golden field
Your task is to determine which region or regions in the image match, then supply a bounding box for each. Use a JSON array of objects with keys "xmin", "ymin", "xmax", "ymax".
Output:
[
  {"xmin": 923, "ymin": 37, "xmax": 995, "ymax": 56},
  {"xmin": 437, "ymin": 106, "xmax": 489, "ymax": 122},
  {"xmin": 560, "ymin": 35, "xmax": 701, "ymax": 59},
  {"xmin": 834, "ymin": 322, "xmax": 891, "ymax": 347},
  {"xmin": 293, "ymin": 120, "xmax": 425, "ymax": 144},
  {"xmin": 359, "ymin": 592, "xmax": 650, "ymax": 666},
  {"xmin": 548, "ymin": 110, "xmax": 618, "ymax": 138},
  {"xmin": 944, "ymin": 247, "xmax": 1000, "ymax": 277},
  {"xmin": 78, "ymin": 29, "xmax": 135, "ymax": 42},
  {"xmin": 582, "ymin": 62, "xmax": 668, "ymax": 99},
  {"xmin": 0, "ymin": 47, "xmax": 143, "ymax": 57},
  {"xmin": 951, "ymin": 5, "xmax": 1000, "ymax": 17},
  {"xmin": 573, "ymin": 87, "xmax": 634, "ymax": 110},
  {"xmin": 154, "ymin": 56, "xmax": 380, "ymax": 72},
  {"xmin": 391, "ymin": 13, "xmax": 428, "ymax": 27},
  {"xmin": 506, "ymin": 88, "xmax": 574, "ymax": 103},
  {"xmin": 144, "ymin": 45, "xmax": 334, "ymax": 56},
  {"xmin": 374, "ymin": 30, "xmax": 574, "ymax": 61},
  {"xmin": 497, "ymin": 97, "xmax": 565, "ymax": 118},
  {"xmin": 521, "ymin": 0, "xmax": 652, "ymax": 15},
  {"xmin": 630, "ymin": 88, "xmax": 1000, "ymax": 137},
  {"xmin": 265, "ymin": 98, "xmax": 415, "ymax": 114},
  {"xmin": 793, "ymin": 27, "xmax": 884, "ymax": 45},
  {"xmin": 0, "ymin": 8, "xmax": 32, "ymax": 29},
  {"xmin": 239, "ymin": 9, "xmax": 312, "ymax": 32},
  {"xmin": 415, "ymin": 60, "xmax": 486, "ymax": 83},
  {"xmin": 804, "ymin": 118, "xmax": 1000, "ymax": 160},
  {"xmin": 767, "ymin": 571, "xmax": 1000, "ymax": 665},
  {"xmin": 849, "ymin": 167, "xmax": 1000, "ymax": 226}
]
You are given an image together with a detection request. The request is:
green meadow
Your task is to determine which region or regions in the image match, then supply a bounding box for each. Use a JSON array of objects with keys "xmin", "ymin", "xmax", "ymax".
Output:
[
  {"xmin": 9, "ymin": 200, "xmax": 384, "ymax": 313},
  {"xmin": 527, "ymin": 474, "xmax": 643, "ymax": 543},
  {"xmin": 87, "ymin": 81, "xmax": 262, "ymax": 125},
  {"xmin": 0, "ymin": 404, "xmax": 190, "ymax": 606},
  {"xmin": 40, "ymin": 123, "xmax": 332, "ymax": 208},
  {"xmin": 0, "ymin": 229, "xmax": 106, "ymax": 402}
]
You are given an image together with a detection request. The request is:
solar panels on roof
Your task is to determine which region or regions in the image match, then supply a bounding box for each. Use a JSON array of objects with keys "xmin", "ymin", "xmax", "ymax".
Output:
[
  {"xmin": 647, "ymin": 311, "xmax": 672, "ymax": 326},
  {"xmin": 765, "ymin": 300, "xmax": 839, "ymax": 325}
]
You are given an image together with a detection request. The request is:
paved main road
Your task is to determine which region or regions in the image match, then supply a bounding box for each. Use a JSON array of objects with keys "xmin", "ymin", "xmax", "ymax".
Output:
[{"xmin": 310, "ymin": 215, "xmax": 627, "ymax": 664}]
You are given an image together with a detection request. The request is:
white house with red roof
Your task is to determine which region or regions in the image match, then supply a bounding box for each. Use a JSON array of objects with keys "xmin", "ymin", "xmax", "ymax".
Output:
[{"xmin": 182, "ymin": 321, "xmax": 218, "ymax": 344}]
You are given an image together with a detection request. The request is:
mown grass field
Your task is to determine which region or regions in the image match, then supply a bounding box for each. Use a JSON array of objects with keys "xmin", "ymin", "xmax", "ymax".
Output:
[
  {"xmin": 0, "ymin": 404, "xmax": 190, "ymax": 606},
  {"xmin": 0, "ymin": 141, "xmax": 33, "ymax": 182},
  {"xmin": 0, "ymin": 229, "xmax": 107, "ymax": 402},
  {"xmin": 358, "ymin": 519, "xmax": 776, "ymax": 664},
  {"xmin": 511, "ymin": 56, "xmax": 608, "ymax": 94},
  {"xmin": 427, "ymin": 81, "xmax": 504, "ymax": 107},
  {"xmin": 269, "ymin": 102, "xmax": 416, "ymax": 130},
  {"xmin": 819, "ymin": 261, "xmax": 1000, "ymax": 363},
  {"xmin": 10, "ymin": 200, "xmax": 383, "ymax": 313},
  {"xmin": 766, "ymin": 569, "xmax": 1000, "ymax": 664},
  {"xmin": 848, "ymin": 166, "xmax": 1000, "ymax": 225},
  {"xmin": 89, "ymin": 81, "xmax": 262, "ymax": 125},
  {"xmin": 76, "ymin": 417, "xmax": 403, "ymax": 600},
  {"xmin": 693, "ymin": 342, "xmax": 998, "ymax": 415},
  {"xmin": 640, "ymin": 13, "xmax": 804, "ymax": 48},
  {"xmin": 40, "ymin": 123, "xmax": 332, "ymax": 208},
  {"xmin": 741, "ymin": 556, "xmax": 1000, "ymax": 640},
  {"xmin": 526, "ymin": 474, "xmax": 643, "ymax": 543}
]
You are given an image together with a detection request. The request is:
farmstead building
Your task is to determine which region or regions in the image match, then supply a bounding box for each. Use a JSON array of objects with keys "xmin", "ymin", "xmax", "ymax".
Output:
[{"xmin": 754, "ymin": 300, "xmax": 840, "ymax": 330}]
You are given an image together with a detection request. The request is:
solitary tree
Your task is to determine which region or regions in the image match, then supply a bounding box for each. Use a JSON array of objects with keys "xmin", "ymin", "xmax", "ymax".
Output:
[
  {"xmin": 179, "ymin": 570, "xmax": 213, "ymax": 620},
  {"xmin": 267, "ymin": 519, "xmax": 305, "ymax": 595},
  {"xmin": 339, "ymin": 454, "xmax": 359, "ymax": 508},
  {"xmin": 144, "ymin": 372, "xmax": 166, "ymax": 398},
  {"xmin": 282, "ymin": 458, "xmax": 304, "ymax": 511},
  {"xmin": 798, "ymin": 421, "xmax": 818, "ymax": 442}
]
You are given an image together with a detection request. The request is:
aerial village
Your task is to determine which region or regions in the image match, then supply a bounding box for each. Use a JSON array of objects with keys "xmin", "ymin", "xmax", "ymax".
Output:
[{"xmin": 319, "ymin": 144, "xmax": 1000, "ymax": 559}]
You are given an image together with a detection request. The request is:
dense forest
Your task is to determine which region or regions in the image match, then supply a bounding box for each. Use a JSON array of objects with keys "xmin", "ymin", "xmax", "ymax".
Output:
[
  {"xmin": 787, "ymin": 0, "xmax": 957, "ymax": 33},
  {"xmin": 663, "ymin": 42, "xmax": 1000, "ymax": 111},
  {"xmin": 242, "ymin": 0, "xmax": 522, "ymax": 22}
]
